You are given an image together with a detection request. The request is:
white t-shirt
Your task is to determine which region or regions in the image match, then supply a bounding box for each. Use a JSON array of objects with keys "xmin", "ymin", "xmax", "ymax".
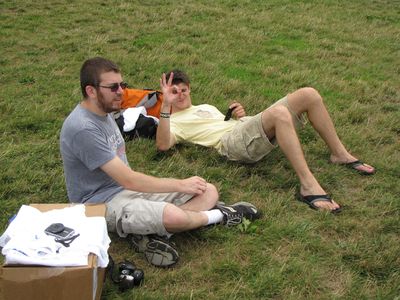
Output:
[{"xmin": 0, "ymin": 205, "xmax": 110, "ymax": 267}]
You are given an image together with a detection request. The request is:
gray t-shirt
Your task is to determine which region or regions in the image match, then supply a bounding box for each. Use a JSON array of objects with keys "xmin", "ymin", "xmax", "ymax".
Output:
[{"xmin": 60, "ymin": 104, "xmax": 127, "ymax": 203}]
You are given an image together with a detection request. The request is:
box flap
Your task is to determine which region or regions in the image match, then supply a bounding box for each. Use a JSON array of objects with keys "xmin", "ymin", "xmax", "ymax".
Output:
[{"xmin": 29, "ymin": 203, "xmax": 106, "ymax": 217}]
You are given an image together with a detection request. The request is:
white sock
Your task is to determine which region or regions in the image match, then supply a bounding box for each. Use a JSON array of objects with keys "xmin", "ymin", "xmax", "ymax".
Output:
[{"xmin": 202, "ymin": 209, "xmax": 224, "ymax": 225}]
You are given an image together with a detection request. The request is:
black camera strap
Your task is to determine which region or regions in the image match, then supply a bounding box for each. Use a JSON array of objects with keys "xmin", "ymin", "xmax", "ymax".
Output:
[
  {"xmin": 107, "ymin": 255, "xmax": 121, "ymax": 284},
  {"xmin": 55, "ymin": 233, "xmax": 80, "ymax": 248}
]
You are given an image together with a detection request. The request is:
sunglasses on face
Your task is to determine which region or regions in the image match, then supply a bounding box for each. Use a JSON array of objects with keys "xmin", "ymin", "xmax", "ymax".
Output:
[{"xmin": 98, "ymin": 82, "xmax": 128, "ymax": 92}]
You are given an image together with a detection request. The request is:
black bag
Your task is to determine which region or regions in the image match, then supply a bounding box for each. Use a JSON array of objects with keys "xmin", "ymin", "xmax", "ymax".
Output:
[{"xmin": 115, "ymin": 114, "xmax": 157, "ymax": 140}]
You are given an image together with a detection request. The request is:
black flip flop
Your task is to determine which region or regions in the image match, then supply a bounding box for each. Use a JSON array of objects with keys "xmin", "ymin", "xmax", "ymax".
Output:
[
  {"xmin": 296, "ymin": 192, "xmax": 342, "ymax": 214},
  {"xmin": 343, "ymin": 160, "xmax": 375, "ymax": 175}
]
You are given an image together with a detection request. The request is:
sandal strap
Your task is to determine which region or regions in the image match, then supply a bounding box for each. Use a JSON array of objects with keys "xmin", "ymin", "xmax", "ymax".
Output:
[
  {"xmin": 346, "ymin": 160, "xmax": 363, "ymax": 167},
  {"xmin": 302, "ymin": 194, "xmax": 332, "ymax": 204}
]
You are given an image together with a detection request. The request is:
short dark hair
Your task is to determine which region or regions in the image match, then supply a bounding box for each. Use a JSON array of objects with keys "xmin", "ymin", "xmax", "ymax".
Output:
[
  {"xmin": 166, "ymin": 69, "xmax": 190, "ymax": 86},
  {"xmin": 80, "ymin": 57, "xmax": 120, "ymax": 98}
]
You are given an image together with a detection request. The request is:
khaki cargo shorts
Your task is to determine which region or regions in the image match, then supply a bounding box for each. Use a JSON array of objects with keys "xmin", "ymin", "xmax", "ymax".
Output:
[
  {"xmin": 105, "ymin": 190, "xmax": 193, "ymax": 237},
  {"xmin": 219, "ymin": 96, "xmax": 306, "ymax": 163}
]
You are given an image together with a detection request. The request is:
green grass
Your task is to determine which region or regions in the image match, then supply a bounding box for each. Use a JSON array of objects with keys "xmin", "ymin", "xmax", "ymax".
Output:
[{"xmin": 1, "ymin": 0, "xmax": 399, "ymax": 299}]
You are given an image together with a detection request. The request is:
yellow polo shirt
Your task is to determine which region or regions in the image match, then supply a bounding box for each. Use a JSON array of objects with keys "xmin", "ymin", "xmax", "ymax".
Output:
[{"xmin": 170, "ymin": 104, "xmax": 238, "ymax": 152}]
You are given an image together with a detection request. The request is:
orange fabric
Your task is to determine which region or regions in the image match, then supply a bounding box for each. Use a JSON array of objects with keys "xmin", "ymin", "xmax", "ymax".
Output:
[{"xmin": 122, "ymin": 88, "xmax": 163, "ymax": 118}]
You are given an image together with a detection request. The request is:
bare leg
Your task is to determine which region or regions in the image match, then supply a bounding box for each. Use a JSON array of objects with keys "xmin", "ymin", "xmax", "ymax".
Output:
[
  {"xmin": 163, "ymin": 204, "xmax": 209, "ymax": 233},
  {"xmin": 286, "ymin": 88, "xmax": 374, "ymax": 173},
  {"xmin": 163, "ymin": 183, "xmax": 219, "ymax": 232},
  {"xmin": 261, "ymin": 105, "xmax": 340, "ymax": 211},
  {"xmin": 179, "ymin": 183, "xmax": 219, "ymax": 211}
]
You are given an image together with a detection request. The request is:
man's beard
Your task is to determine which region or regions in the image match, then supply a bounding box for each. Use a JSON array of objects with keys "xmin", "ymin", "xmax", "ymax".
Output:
[{"xmin": 97, "ymin": 90, "xmax": 121, "ymax": 113}]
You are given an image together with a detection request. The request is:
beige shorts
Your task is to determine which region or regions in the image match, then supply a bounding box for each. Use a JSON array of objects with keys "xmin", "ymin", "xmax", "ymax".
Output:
[
  {"xmin": 219, "ymin": 96, "xmax": 307, "ymax": 163},
  {"xmin": 105, "ymin": 190, "xmax": 193, "ymax": 237}
]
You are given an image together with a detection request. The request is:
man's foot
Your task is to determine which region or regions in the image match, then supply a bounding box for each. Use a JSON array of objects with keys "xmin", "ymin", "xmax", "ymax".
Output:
[
  {"xmin": 297, "ymin": 192, "xmax": 341, "ymax": 214},
  {"xmin": 130, "ymin": 234, "xmax": 179, "ymax": 267},
  {"xmin": 330, "ymin": 155, "xmax": 375, "ymax": 175},
  {"xmin": 216, "ymin": 202, "xmax": 260, "ymax": 226},
  {"xmin": 342, "ymin": 160, "xmax": 375, "ymax": 175}
]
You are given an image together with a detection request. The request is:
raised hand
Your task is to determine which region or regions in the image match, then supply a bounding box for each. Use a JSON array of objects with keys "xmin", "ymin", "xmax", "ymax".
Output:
[{"xmin": 160, "ymin": 72, "xmax": 178, "ymax": 106}]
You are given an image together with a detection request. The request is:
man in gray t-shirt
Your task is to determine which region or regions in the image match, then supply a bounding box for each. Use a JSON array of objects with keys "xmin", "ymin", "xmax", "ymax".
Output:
[
  {"xmin": 61, "ymin": 104, "xmax": 126, "ymax": 203},
  {"xmin": 60, "ymin": 57, "xmax": 260, "ymax": 267}
]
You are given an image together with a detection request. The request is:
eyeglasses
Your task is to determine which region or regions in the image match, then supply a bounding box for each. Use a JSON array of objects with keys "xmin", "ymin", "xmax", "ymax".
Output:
[{"xmin": 98, "ymin": 82, "xmax": 128, "ymax": 92}]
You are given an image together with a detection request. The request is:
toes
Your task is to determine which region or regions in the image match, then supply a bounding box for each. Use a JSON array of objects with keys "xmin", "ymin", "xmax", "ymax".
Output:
[
  {"xmin": 314, "ymin": 199, "xmax": 341, "ymax": 212},
  {"xmin": 355, "ymin": 163, "xmax": 375, "ymax": 174},
  {"xmin": 331, "ymin": 200, "xmax": 341, "ymax": 209},
  {"xmin": 314, "ymin": 200, "xmax": 337, "ymax": 211}
]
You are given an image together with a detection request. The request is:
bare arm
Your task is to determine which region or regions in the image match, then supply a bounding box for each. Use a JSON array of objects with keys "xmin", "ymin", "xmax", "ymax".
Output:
[
  {"xmin": 101, "ymin": 156, "xmax": 207, "ymax": 195},
  {"xmin": 155, "ymin": 101, "xmax": 176, "ymax": 151},
  {"xmin": 156, "ymin": 73, "xmax": 178, "ymax": 151}
]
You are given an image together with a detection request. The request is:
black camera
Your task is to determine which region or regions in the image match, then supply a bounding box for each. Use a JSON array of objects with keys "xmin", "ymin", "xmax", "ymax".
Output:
[
  {"xmin": 44, "ymin": 223, "xmax": 79, "ymax": 247},
  {"xmin": 118, "ymin": 261, "xmax": 145, "ymax": 291},
  {"xmin": 108, "ymin": 257, "xmax": 144, "ymax": 291},
  {"xmin": 45, "ymin": 223, "xmax": 75, "ymax": 240}
]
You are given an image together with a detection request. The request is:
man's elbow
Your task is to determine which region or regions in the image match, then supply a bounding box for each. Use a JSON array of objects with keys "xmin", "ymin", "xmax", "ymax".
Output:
[
  {"xmin": 156, "ymin": 141, "xmax": 171, "ymax": 152},
  {"xmin": 119, "ymin": 172, "xmax": 144, "ymax": 192},
  {"xmin": 118, "ymin": 177, "xmax": 136, "ymax": 191}
]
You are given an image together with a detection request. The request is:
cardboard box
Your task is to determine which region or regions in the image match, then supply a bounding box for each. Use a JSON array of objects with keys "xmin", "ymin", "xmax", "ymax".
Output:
[{"xmin": 0, "ymin": 204, "xmax": 107, "ymax": 300}]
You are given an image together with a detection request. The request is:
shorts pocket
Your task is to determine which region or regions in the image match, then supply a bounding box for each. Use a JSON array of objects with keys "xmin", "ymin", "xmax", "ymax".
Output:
[{"xmin": 121, "ymin": 205, "xmax": 156, "ymax": 235}]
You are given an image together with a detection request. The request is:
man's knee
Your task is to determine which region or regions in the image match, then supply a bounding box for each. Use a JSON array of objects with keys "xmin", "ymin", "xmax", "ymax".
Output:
[
  {"xmin": 298, "ymin": 87, "xmax": 323, "ymax": 106},
  {"xmin": 267, "ymin": 105, "xmax": 293, "ymax": 124},
  {"xmin": 205, "ymin": 183, "xmax": 219, "ymax": 207}
]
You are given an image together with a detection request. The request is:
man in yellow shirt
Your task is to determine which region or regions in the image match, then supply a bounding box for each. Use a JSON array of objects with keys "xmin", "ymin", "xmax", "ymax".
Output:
[{"xmin": 156, "ymin": 70, "xmax": 375, "ymax": 213}]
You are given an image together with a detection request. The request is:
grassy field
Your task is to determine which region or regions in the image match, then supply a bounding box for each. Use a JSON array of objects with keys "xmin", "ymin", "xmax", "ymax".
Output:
[{"xmin": 1, "ymin": 0, "xmax": 399, "ymax": 299}]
